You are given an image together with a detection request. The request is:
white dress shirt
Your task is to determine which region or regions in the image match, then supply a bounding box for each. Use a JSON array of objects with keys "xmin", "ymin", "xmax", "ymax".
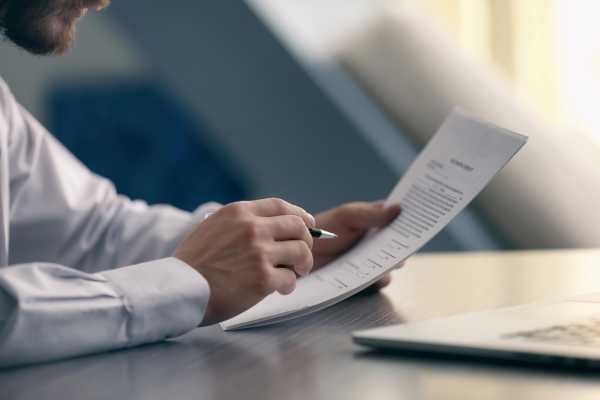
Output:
[{"xmin": 0, "ymin": 77, "xmax": 216, "ymax": 367}]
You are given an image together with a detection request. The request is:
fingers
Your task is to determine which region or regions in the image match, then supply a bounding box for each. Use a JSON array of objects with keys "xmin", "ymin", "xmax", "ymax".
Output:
[
  {"xmin": 258, "ymin": 239, "xmax": 314, "ymax": 297},
  {"xmin": 265, "ymin": 215, "xmax": 315, "ymax": 277},
  {"xmin": 360, "ymin": 274, "xmax": 392, "ymax": 295},
  {"xmin": 269, "ymin": 267, "xmax": 297, "ymax": 295},
  {"xmin": 373, "ymin": 273, "xmax": 392, "ymax": 289},
  {"xmin": 268, "ymin": 240, "xmax": 314, "ymax": 276},
  {"xmin": 247, "ymin": 198, "xmax": 316, "ymax": 228},
  {"xmin": 265, "ymin": 215, "xmax": 314, "ymax": 248},
  {"xmin": 338, "ymin": 202, "xmax": 401, "ymax": 230}
]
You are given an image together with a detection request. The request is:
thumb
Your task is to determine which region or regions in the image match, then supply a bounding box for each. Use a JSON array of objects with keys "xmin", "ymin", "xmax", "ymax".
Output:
[
  {"xmin": 374, "ymin": 202, "xmax": 402, "ymax": 227},
  {"xmin": 342, "ymin": 201, "xmax": 401, "ymax": 230}
]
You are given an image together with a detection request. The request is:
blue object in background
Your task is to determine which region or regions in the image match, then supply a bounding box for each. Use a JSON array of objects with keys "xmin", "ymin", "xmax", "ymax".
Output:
[{"xmin": 47, "ymin": 80, "xmax": 248, "ymax": 212}]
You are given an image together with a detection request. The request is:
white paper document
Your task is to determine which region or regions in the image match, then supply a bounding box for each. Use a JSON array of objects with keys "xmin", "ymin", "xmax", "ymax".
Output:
[{"xmin": 221, "ymin": 110, "xmax": 527, "ymax": 331}]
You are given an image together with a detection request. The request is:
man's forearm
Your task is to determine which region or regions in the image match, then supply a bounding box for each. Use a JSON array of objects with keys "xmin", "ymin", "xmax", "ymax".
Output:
[{"xmin": 0, "ymin": 259, "xmax": 208, "ymax": 367}]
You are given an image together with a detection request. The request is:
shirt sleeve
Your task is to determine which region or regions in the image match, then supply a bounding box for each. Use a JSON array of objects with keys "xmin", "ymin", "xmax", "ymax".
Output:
[
  {"xmin": 0, "ymin": 76, "xmax": 219, "ymax": 367},
  {"xmin": 3, "ymin": 79, "xmax": 222, "ymax": 271},
  {"xmin": 0, "ymin": 257, "xmax": 210, "ymax": 368}
]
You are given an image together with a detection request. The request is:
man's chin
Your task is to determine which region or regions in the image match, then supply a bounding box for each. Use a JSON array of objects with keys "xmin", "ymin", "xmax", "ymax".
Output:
[
  {"xmin": 8, "ymin": 32, "xmax": 74, "ymax": 56},
  {"xmin": 6, "ymin": 18, "xmax": 77, "ymax": 55},
  {"xmin": 1, "ymin": 0, "xmax": 100, "ymax": 56}
]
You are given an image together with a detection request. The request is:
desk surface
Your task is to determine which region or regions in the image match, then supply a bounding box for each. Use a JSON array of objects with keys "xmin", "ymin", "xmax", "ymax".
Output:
[{"xmin": 4, "ymin": 249, "xmax": 600, "ymax": 400}]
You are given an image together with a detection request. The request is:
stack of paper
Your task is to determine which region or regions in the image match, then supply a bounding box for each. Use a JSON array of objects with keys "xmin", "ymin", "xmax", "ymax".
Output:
[{"xmin": 221, "ymin": 110, "xmax": 527, "ymax": 331}]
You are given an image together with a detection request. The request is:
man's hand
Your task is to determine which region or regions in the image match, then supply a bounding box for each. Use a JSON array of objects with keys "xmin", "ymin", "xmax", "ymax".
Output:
[
  {"xmin": 312, "ymin": 201, "xmax": 402, "ymax": 291},
  {"xmin": 174, "ymin": 198, "xmax": 316, "ymax": 326}
]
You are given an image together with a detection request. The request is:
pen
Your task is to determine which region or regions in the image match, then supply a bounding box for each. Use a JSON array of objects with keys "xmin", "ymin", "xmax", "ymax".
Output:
[
  {"xmin": 204, "ymin": 211, "xmax": 337, "ymax": 239},
  {"xmin": 309, "ymin": 228, "xmax": 338, "ymax": 239}
]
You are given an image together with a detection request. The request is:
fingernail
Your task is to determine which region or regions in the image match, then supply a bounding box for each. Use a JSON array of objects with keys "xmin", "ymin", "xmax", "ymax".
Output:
[
  {"xmin": 300, "ymin": 262, "xmax": 313, "ymax": 276},
  {"xmin": 388, "ymin": 203, "xmax": 402, "ymax": 212},
  {"xmin": 285, "ymin": 281, "xmax": 297, "ymax": 295},
  {"xmin": 306, "ymin": 213, "xmax": 316, "ymax": 227}
]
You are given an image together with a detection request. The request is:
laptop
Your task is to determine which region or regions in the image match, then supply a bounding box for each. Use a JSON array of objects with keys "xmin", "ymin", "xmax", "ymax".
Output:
[{"xmin": 353, "ymin": 292, "xmax": 600, "ymax": 368}]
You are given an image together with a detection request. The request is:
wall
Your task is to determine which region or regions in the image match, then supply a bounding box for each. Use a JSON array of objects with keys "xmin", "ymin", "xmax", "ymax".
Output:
[
  {"xmin": 107, "ymin": 1, "xmax": 399, "ymax": 213},
  {"xmin": 0, "ymin": 2, "xmax": 503, "ymax": 250},
  {"xmin": 0, "ymin": 13, "xmax": 147, "ymax": 123}
]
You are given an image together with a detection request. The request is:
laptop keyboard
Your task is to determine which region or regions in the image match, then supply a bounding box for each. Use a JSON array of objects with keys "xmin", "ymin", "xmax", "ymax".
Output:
[{"xmin": 503, "ymin": 318, "xmax": 600, "ymax": 347}]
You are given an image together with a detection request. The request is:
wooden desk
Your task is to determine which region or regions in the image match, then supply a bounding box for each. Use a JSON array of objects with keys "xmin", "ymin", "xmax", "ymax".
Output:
[{"xmin": 3, "ymin": 249, "xmax": 600, "ymax": 400}]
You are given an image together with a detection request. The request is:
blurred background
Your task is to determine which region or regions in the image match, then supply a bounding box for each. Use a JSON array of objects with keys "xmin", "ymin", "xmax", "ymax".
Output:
[{"xmin": 1, "ymin": 0, "xmax": 599, "ymax": 252}]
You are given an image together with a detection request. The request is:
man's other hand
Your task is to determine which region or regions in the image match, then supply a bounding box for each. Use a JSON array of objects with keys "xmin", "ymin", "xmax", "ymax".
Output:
[
  {"xmin": 312, "ymin": 201, "xmax": 402, "ymax": 291},
  {"xmin": 174, "ymin": 198, "xmax": 316, "ymax": 326}
]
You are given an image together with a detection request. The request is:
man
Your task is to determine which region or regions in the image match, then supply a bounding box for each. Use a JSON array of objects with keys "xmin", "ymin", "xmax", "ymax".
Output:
[{"xmin": 0, "ymin": 0, "xmax": 401, "ymax": 367}]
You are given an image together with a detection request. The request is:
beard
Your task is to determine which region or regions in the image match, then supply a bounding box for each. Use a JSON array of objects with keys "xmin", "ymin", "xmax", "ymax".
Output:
[{"xmin": 0, "ymin": 0, "xmax": 110, "ymax": 55}]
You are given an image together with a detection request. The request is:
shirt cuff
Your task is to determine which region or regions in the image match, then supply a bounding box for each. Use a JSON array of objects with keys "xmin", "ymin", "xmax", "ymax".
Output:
[{"xmin": 100, "ymin": 257, "xmax": 210, "ymax": 345}]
